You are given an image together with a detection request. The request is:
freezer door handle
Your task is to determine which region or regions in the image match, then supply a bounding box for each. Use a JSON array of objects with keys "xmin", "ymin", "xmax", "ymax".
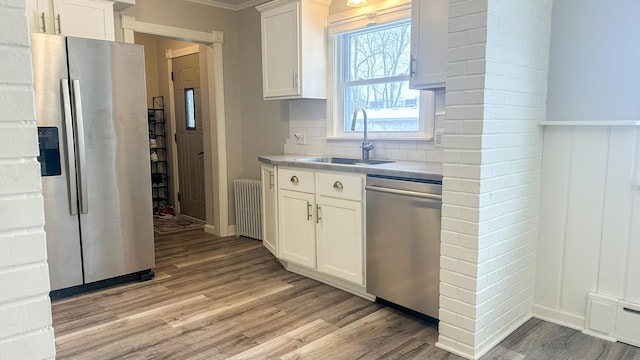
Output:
[
  {"xmin": 72, "ymin": 79, "xmax": 88, "ymax": 214},
  {"xmin": 61, "ymin": 79, "xmax": 78, "ymax": 215}
]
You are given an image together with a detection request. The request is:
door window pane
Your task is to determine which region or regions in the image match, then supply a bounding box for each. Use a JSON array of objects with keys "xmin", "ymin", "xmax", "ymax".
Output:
[{"xmin": 185, "ymin": 88, "xmax": 196, "ymax": 130}]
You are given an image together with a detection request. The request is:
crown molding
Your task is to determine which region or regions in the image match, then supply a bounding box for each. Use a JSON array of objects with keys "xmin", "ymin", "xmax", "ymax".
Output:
[{"xmin": 187, "ymin": 0, "xmax": 269, "ymax": 11}]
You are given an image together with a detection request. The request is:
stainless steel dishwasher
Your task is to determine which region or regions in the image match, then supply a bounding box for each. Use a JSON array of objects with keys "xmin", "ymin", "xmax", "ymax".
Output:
[{"xmin": 365, "ymin": 175, "xmax": 442, "ymax": 319}]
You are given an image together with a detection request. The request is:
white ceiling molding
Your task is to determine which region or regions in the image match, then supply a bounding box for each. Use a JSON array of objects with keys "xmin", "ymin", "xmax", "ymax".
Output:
[{"xmin": 187, "ymin": 0, "xmax": 269, "ymax": 11}]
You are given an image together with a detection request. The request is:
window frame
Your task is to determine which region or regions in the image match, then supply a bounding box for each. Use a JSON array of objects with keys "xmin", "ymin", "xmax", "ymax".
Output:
[{"xmin": 326, "ymin": 1, "xmax": 435, "ymax": 140}]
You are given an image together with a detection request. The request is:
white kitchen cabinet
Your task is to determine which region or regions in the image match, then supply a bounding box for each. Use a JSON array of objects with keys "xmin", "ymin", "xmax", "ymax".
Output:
[
  {"xmin": 409, "ymin": 0, "xmax": 448, "ymax": 89},
  {"xmin": 276, "ymin": 167, "xmax": 364, "ymax": 285},
  {"xmin": 278, "ymin": 189, "xmax": 316, "ymax": 268},
  {"xmin": 261, "ymin": 164, "xmax": 278, "ymax": 257},
  {"xmin": 315, "ymin": 171, "xmax": 363, "ymax": 284},
  {"xmin": 27, "ymin": 0, "xmax": 115, "ymax": 41},
  {"xmin": 278, "ymin": 168, "xmax": 316, "ymax": 268},
  {"xmin": 256, "ymin": 0, "xmax": 330, "ymax": 100}
]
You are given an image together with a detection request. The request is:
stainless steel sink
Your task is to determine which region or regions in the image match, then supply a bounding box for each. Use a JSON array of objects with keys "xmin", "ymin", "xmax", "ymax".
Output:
[{"xmin": 297, "ymin": 156, "xmax": 395, "ymax": 166}]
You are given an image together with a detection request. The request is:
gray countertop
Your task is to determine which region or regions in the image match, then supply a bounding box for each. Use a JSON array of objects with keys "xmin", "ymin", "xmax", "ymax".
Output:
[{"xmin": 258, "ymin": 154, "xmax": 443, "ymax": 182}]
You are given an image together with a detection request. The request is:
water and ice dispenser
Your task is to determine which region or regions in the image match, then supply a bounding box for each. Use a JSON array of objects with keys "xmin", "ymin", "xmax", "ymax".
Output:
[{"xmin": 37, "ymin": 126, "xmax": 61, "ymax": 176}]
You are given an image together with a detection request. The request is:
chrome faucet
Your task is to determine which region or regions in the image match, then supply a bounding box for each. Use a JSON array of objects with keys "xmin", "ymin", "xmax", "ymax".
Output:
[{"xmin": 350, "ymin": 106, "xmax": 374, "ymax": 160}]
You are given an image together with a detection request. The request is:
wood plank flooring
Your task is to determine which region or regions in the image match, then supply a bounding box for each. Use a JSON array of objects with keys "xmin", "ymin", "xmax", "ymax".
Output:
[{"xmin": 51, "ymin": 229, "xmax": 640, "ymax": 359}]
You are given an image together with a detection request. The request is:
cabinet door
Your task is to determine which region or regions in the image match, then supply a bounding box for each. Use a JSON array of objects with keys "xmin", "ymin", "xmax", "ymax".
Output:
[
  {"xmin": 278, "ymin": 189, "xmax": 315, "ymax": 268},
  {"xmin": 260, "ymin": 1, "xmax": 300, "ymax": 98},
  {"xmin": 409, "ymin": 0, "xmax": 448, "ymax": 89},
  {"xmin": 316, "ymin": 195, "xmax": 363, "ymax": 285},
  {"xmin": 261, "ymin": 165, "xmax": 278, "ymax": 257},
  {"xmin": 27, "ymin": 0, "xmax": 52, "ymax": 33},
  {"xmin": 52, "ymin": 0, "xmax": 115, "ymax": 40}
]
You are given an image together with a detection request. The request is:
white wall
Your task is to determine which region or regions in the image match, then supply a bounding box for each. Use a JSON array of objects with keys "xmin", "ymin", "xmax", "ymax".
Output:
[
  {"xmin": 134, "ymin": 33, "xmax": 160, "ymax": 109},
  {"xmin": 0, "ymin": 0, "xmax": 56, "ymax": 358},
  {"xmin": 533, "ymin": 0, "xmax": 640, "ymax": 335},
  {"xmin": 436, "ymin": 0, "xmax": 552, "ymax": 358},
  {"xmin": 546, "ymin": 0, "xmax": 640, "ymax": 121},
  {"xmin": 534, "ymin": 126, "xmax": 640, "ymax": 328},
  {"xmin": 238, "ymin": 6, "xmax": 290, "ymax": 179}
]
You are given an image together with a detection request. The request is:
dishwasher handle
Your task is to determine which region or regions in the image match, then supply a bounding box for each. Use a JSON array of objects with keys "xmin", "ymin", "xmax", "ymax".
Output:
[{"xmin": 365, "ymin": 185, "xmax": 442, "ymax": 201}]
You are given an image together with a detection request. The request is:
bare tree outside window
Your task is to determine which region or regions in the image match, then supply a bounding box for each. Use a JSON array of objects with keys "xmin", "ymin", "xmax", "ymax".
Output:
[{"xmin": 341, "ymin": 21, "xmax": 420, "ymax": 132}]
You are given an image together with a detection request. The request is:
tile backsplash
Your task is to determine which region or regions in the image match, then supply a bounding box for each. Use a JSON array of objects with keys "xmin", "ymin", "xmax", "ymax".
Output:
[{"xmin": 284, "ymin": 90, "xmax": 446, "ymax": 163}]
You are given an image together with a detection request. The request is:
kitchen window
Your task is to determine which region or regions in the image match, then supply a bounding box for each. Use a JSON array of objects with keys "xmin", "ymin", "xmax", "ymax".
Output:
[{"xmin": 328, "ymin": 5, "xmax": 434, "ymax": 140}]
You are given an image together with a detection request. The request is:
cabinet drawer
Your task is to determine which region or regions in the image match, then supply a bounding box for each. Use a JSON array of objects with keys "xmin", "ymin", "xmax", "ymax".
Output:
[
  {"xmin": 278, "ymin": 168, "xmax": 314, "ymax": 193},
  {"xmin": 316, "ymin": 172, "xmax": 363, "ymax": 201}
]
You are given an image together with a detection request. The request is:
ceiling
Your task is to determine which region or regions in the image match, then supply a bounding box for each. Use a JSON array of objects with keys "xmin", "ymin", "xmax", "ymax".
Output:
[{"xmin": 185, "ymin": 0, "xmax": 269, "ymax": 11}]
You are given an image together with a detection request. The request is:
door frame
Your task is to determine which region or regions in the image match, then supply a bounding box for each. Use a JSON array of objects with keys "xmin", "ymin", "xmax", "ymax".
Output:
[{"xmin": 121, "ymin": 15, "xmax": 231, "ymax": 237}]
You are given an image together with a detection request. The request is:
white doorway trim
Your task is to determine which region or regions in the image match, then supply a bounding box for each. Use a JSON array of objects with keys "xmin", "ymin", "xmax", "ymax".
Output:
[{"xmin": 121, "ymin": 15, "xmax": 231, "ymax": 237}]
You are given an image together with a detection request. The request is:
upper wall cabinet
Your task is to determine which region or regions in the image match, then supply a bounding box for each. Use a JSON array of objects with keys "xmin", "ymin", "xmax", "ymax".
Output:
[
  {"xmin": 409, "ymin": 0, "xmax": 448, "ymax": 89},
  {"xmin": 257, "ymin": 0, "xmax": 331, "ymax": 100},
  {"xmin": 27, "ymin": 0, "xmax": 115, "ymax": 41}
]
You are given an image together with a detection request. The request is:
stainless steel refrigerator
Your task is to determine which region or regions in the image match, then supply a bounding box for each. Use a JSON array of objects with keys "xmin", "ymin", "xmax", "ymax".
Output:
[{"xmin": 33, "ymin": 33, "xmax": 155, "ymax": 296}]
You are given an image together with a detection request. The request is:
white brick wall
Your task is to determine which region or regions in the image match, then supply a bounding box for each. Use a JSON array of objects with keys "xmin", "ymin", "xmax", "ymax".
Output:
[
  {"xmin": 283, "ymin": 89, "xmax": 446, "ymax": 162},
  {"xmin": 436, "ymin": 0, "xmax": 552, "ymax": 358},
  {"xmin": 0, "ymin": 0, "xmax": 56, "ymax": 358}
]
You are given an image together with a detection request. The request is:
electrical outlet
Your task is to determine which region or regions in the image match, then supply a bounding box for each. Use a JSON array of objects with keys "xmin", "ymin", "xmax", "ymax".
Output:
[
  {"xmin": 434, "ymin": 128, "xmax": 444, "ymax": 148},
  {"xmin": 294, "ymin": 132, "xmax": 306, "ymax": 145}
]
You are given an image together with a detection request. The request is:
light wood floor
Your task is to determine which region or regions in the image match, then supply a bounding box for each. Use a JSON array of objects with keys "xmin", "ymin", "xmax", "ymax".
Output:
[{"xmin": 52, "ymin": 229, "xmax": 640, "ymax": 359}]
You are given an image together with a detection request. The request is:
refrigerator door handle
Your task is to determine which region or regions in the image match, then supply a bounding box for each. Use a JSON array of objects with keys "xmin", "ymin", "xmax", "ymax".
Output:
[
  {"xmin": 61, "ymin": 79, "xmax": 78, "ymax": 215},
  {"xmin": 72, "ymin": 79, "xmax": 88, "ymax": 214}
]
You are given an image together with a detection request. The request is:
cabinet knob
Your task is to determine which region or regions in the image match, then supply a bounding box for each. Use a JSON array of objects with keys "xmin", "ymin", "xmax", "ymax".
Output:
[
  {"xmin": 290, "ymin": 175, "xmax": 299, "ymax": 184},
  {"xmin": 333, "ymin": 181, "xmax": 343, "ymax": 189}
]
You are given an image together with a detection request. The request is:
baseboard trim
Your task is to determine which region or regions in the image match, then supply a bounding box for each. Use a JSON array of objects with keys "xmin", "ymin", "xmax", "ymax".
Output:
[
  {"xmin": 203, "ymin": 224, "xmax": 237, "ymax": 237},
  {"xmin": 532, "ymin": 303, "xmax": 585, "ymax": 331},
  {"xmin": 435, "ymin": 340, "xmax": 474, "ymax": 360},
  {"xmin": 582, "ymin": 329, "xmax": 618, "ymax": 342},
  {"xmin": 203, "ymin": 224, "xmax": 216, "ymax": 235},
  {"xmin": 474, "ymin": 314, "xmax": 532, "ymax": 359},
  {"xmin": 284, "ymin": 261, "xmax": 374, "ymax": 301},
  {"xmin": 435, "ymin": 314, "xmax": 532, "ymax": 360}
]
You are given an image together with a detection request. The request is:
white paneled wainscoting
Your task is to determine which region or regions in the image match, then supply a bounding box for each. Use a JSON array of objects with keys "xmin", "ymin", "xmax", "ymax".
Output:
[{"xmin": 534, "ymin": 123, "xmax": 640, "ymax": 346}]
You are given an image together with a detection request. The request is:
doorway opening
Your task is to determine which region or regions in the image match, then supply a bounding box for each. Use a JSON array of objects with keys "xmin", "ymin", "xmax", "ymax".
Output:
[
  {"xmin": 135, "ymin": 34, "xmax": 207, "ymax": 224},
  {"xmin": 122, "ymin": 16, "xmax": 231, "ymax": 237}
]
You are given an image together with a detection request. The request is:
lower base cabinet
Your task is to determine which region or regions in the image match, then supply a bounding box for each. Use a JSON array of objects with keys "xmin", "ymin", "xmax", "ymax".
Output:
[
  {"xmin": 270, "ymin": 166, "xmax": 365, "ymax": 286},
  {"xmin": 278, "ymin": 188, "xmax": 316, "ymax": 268},
  {"xmin": 316, "ymin": 195, "xmax": 363, "ymax": 285},
  {"xmin": 260, "ymin": 165, "xmax": 278, "ymax": 257}
]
